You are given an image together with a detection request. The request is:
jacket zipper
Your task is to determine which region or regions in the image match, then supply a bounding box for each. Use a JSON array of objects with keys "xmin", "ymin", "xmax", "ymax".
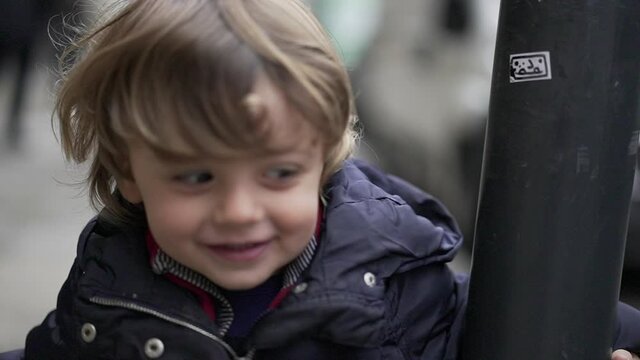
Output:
[{"xmin": 89, "ymin": 296, "xmax": 254, "ymax": 360}]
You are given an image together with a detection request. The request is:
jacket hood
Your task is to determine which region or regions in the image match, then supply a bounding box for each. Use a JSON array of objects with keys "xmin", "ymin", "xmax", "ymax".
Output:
[{"xmin": 324, "ymin": 158, "xmax": 463, "ymax": 277}]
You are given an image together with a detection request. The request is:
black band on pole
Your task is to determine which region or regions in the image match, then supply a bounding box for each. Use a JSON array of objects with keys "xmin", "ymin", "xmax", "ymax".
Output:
[{"xmin": 461, "ymin": 1, "xmax": 640, "ymax": 359}]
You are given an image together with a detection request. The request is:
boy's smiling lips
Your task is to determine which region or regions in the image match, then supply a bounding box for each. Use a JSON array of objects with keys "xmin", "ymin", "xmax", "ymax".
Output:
[{"xmin": 202, "ymin": 238, "xmax": 273, "ymax": 262}]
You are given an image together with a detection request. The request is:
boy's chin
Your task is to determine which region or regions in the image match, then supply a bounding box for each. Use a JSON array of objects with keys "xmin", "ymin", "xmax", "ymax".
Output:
[{"xmin": 207, "ymin": 270, "xmax": 277, "ymax": 291}]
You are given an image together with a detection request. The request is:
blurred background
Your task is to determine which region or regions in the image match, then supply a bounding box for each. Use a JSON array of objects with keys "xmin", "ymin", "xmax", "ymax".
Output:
[{"xmin": 1, "ymin": 0, "xmax": 639, "ymax": 351}]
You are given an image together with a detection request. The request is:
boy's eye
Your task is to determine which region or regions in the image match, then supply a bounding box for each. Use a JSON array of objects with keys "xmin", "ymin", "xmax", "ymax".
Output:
[
  {"xmin": 265, "ymin": 167, "xmax": 299, "ymax": 180},
  {"xmin": 174, "ymin": 171, "xmax": 213, "ymax": 185}
]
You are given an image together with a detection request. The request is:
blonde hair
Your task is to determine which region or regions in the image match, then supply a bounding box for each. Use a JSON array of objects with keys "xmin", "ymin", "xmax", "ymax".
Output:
[{"xmin": 56, "ymin": 0, "xmax": 358, "ymax": 222}]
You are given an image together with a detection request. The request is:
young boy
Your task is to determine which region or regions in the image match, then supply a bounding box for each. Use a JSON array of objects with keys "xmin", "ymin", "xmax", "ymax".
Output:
[{"xmin": 3, "ymin": 0, "xmax": 639, "ymax": 359}]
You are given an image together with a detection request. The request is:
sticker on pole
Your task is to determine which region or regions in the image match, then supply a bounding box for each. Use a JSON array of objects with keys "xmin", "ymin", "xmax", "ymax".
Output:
[{"xmin": 509, "ymin": 51, "xmax": 552, "ymax": 83}]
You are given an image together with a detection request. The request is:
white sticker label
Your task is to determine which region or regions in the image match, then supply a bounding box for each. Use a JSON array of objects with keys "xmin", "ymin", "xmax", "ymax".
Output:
[{"xmin": 509, "ymin": 51, "xmax": 552, "ymax": 83}]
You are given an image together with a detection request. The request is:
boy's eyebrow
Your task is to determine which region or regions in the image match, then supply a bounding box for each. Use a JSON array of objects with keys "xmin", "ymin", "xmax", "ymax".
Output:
[
  {"xmin": 260, "ymin": 139, "xmax": 321, "ymax": 158},
  {"xmin": 150, "ymin": 147, "xmax": 202, "ymax": 164},
  {"xmin": 148, "ymin": 136, "xmax": 320, "ymax": 163},
  {"xmin": 261, "ymin": 144, "xmax": 304, "ymax": 156}
]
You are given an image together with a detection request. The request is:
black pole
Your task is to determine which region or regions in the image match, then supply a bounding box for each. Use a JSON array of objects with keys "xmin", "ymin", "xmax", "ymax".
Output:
[{"xmin": 461, "ymin": 1, "xmax": 640, "ymax": 359}]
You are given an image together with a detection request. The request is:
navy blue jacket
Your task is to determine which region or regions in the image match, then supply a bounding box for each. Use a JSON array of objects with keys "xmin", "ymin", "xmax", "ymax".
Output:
[{"xmin": 9, "ymin": 159, "xmax": 640, "ymax": 359}]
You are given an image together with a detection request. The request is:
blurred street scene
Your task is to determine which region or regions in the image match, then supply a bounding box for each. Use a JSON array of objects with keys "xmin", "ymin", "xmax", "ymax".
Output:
[
  {"xmin": 1, "ymin": 0, "xmax": 639, "ymax": 352},
  {"xmin": 0, "ymin": 0, "xmax": 94, "ymax": 350}
]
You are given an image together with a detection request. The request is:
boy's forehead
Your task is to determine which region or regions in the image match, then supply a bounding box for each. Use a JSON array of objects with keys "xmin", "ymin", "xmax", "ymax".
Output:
[
  {"xmin": 191, "ymin": 75, "xmax": 316, "ymax": 151},
  {"xmin": 147, "ymin": 132, "xmax": 320, "ymax": 163},
  {"xmin": 251, "ymin": 73, "xmax": 323, "ymax": 143},
  {"xmin": 144, "ymin": 111, "xmax": 321, "ymax": 162},
  {"xmin": 126, "ymin": 72, "xmax": 324, "ymax": 163}
]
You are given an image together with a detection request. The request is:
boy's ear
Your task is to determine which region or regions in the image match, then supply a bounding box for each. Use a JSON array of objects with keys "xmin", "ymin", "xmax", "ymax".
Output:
[
  {"xmin": 118, "ymin": 177, "xmax": 143, "ymax": 204},
  {"xmin": 117, "ymin": 158, "xmax": 142, "ymax": 204},
  {"xmin": 118, "ymin": 176, "xmax": 143, "ymax": 204}
]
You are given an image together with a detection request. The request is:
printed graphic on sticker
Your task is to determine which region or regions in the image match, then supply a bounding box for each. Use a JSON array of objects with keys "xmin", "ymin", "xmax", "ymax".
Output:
[{"xmin": 510, "ymin": 51, "xmax": 552, "ymax": 83}]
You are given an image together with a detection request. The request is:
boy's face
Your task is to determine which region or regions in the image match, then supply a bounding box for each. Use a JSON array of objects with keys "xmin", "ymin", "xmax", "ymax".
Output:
[{"xmin": 119, "ymin": 78, "xmax": 324, "ymax": 290}]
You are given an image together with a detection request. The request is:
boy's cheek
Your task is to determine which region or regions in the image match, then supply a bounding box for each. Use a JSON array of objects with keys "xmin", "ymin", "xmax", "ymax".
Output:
[{"xmin": 147, "ymin": 203, "xmax": 204, "ymax": 233}]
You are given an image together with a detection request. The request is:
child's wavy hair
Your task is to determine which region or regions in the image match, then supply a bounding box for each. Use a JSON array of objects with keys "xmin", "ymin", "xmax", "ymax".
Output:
[{"xmin": 56, "ymin": 0, "xmax": 358, "ymax": 223}]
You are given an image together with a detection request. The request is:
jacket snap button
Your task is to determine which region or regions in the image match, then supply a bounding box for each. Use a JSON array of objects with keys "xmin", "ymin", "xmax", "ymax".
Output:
[
  {"xmin": 364, "ymin": 272, "xmax": 376, "ymax": 287},
  {"xmin": 293, "ymin": 282, "xmax": 308, "ymax": 294},
  {"xmin": 144, "ymin": 338, "xmax": 165, "ymax": 358},
  {"xmin": 80, "ymin": 323, "xmax": 97, "ymax": 343}
]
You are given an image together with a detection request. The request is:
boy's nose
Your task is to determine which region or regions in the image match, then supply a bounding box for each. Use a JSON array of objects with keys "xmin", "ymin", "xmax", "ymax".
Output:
[{"xmin": 213, "ymin": 186, "xmax": 263, "ymax": 225}]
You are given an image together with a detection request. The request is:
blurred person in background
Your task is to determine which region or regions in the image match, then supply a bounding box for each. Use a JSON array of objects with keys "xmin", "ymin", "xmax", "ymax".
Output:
[
  {"xmin": 0, "ymin": 0, "xmax": 76, "ymax": 150},
  {"xmin": 346, "ymin": 0, "xmax": 497, "ymax": 253}
]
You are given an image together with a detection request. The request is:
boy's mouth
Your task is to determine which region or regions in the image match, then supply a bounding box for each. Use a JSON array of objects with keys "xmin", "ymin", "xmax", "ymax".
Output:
[{"xmin": 205, "ymin": 240, "xmax": 271, "ymax": 262}]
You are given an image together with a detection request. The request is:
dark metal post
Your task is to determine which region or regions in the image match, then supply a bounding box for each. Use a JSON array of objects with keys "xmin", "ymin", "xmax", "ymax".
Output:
[{"xmin": 461, "ymin": 1, "xmax": 640, "ymax": 359}]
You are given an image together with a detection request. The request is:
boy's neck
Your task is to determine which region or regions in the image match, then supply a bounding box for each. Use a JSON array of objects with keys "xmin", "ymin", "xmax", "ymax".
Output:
[{"xmin": 220, "ymin": 271, "xmax": 284, "ymax": 339}]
